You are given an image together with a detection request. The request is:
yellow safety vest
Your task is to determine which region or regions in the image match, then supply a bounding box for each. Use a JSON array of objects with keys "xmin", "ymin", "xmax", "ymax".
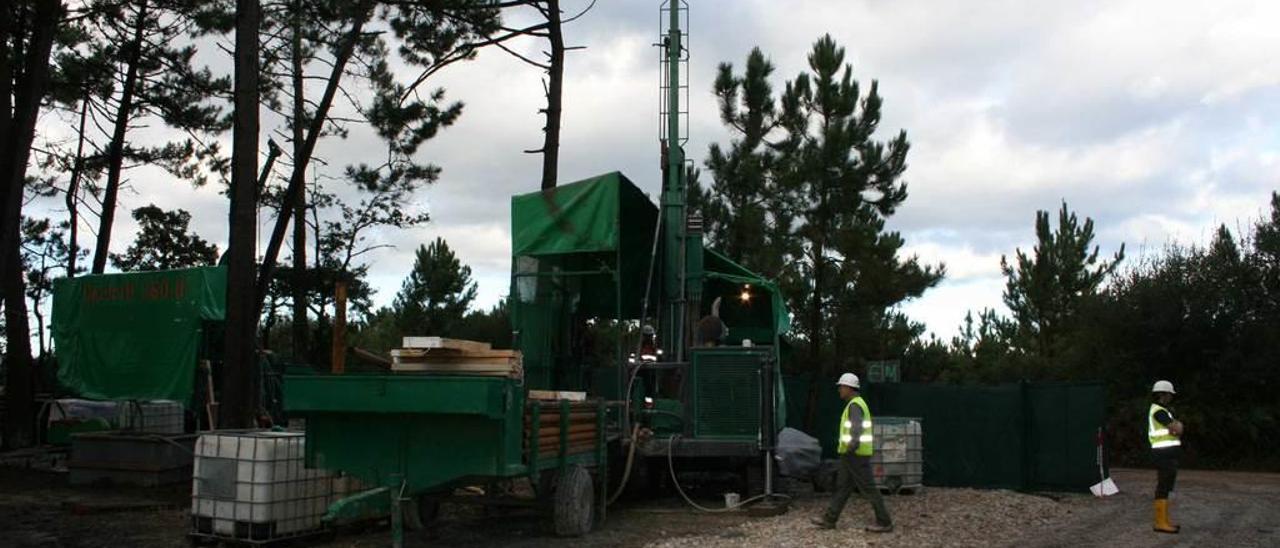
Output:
[
  {"xmin": 1148, "ymin": 403, "xmax": 1181, "ymax": 449},
  {"xmin": 838, "ymin": 396, "xmax": 874, "ymax": 456}
]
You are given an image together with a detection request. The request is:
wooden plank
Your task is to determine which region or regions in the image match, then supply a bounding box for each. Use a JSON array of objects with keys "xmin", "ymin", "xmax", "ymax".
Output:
[
  {"xmin": 389, "ymin": 370, "xmax": 518, "ymax": 378},
  {"xmin": 352, "ymin": 347, "xmax": 391, "ymax": 368},
  {"xmin": 390, "ymin": 364, "xmax": 522, "ymax": 376},
  {"xmin": 527, "ymin": 390, "xmax": 587, "ymax": 402},
  {"xmin": 391, "ymin": 356, "xmax": 520, "ymax": 367},
  {"xmin": 526, "ymin": 413, "xmax": 596, "ymax": 425},
  {"xmin": 526, "ymin": 423, "xmax": 597, "ymax": 436},
  {"xmin": 400, "ymin": 337, "xmax": 492, "ymax": 352},
  {"xmin": 527, "ymin": 443, "xmax": 595, "ymax": 456},
  {"xmin": 537, "ymin": 431, "xmax": 596, "ymax": 444}
]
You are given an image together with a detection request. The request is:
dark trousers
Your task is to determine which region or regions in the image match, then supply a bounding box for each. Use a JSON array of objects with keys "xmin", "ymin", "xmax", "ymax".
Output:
[
  {"xmin": 823, "ymin": 453, "xmax": 892, "ymax": 526},
  {"xmin": 1152, "ymin": 446, "xmax": 1181, "ymax": 499}
]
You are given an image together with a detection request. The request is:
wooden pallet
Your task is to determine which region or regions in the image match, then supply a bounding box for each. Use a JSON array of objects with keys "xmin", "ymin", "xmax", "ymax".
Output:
[{"xmin": 389, "ymin": 339, "xmax": 522, "ymax": 378}]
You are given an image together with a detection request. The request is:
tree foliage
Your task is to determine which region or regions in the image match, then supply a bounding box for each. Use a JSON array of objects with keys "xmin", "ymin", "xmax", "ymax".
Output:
[
  {"xmin": 1001, "ymin": 202, "xmax": 1124, "ymax": 359},
  {"xmin": 697, "ymin": 37, "xmax": 943, "ymax": 418},
  {"xmin": 20, "ymin": 217, "xmax": 80, "ymax": 356},
  {"xmin": 393, "ymin": 237, "xmax": 477, "ymax": 337},
  {"xmin": 109, "ymin": 204, "xmax": 218, "ymax": 271}
]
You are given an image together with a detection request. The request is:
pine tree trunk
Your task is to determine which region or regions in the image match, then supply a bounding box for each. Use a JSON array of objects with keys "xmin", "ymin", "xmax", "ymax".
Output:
[
  {"xmin": 540, "ymin": 0, "xmax": 564, "ymax": 190},
  {"xmin": 33, "ymin": 284, "xmax": 46, "ymax": 357},
  {"xmin": 0, "ymin": 0, "xmax": 61, "ymax": 450},
  {"xmin": 221, "ymin": 0, "xmax": 262, "ymax": 429},
  {"xmin": 803, "ymin": 243, "xmax": 826, "ymax": 432},
  {"xmin": 91, "ymin": 0, "xmax": 149, "ymax": 274},
  {"xmin": 255, "ymin": 9, "xmax": 369, "ymax": 327},
  {"xmin": 66, "ymin": 94, "xmax": 89, "ymax": 277},
  {"xmin": 289, "ymin": 0, "xmax": 308, "ymax": 360}
]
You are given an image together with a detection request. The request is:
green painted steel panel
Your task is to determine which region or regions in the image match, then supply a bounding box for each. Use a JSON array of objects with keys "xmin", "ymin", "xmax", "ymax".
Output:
[
  {"xmin": 284, "ymin": 374, "xmax": 526, "ymax": 494},
  {"xmin": 305, "ymin": 411, "xmax": 514, "ymax": 493},
  {"xmin": 284, "ymin": 375, "xmax": 509, "ymax": 417}
]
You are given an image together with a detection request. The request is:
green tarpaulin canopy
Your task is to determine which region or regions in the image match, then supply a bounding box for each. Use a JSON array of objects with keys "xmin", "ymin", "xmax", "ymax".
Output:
[
  {"xmin": 703, "ymin": 248, "xmax": 791, "ymax": 337},
  {"xmin": 509, "ymin": 171, "xmax": 792, "ymax": 392},
  {"xmin": 512, "ymin": 171, "xmax": 657, "ymax": 257},
  {"xmin": 510, "ymin": 170, "xmax": 789, "ymax": 335},
  {"xmin": 52, "ymin": 266, "xmax": 226, "ymax": 405}
]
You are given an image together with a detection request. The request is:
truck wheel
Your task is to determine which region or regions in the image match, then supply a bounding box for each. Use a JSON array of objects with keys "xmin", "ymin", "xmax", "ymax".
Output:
[{"xmin": 553, "ymin": 466, "xmax": 594, "ymax": 537}]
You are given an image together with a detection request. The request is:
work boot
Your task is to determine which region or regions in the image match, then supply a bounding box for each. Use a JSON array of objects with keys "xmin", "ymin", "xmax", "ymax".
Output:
[
  {"xmin": 865, "ymin": 523, "xmax": 894, "ymax": 533},
  {"xmin": 810, "ymin": 517, "xmax": 836, "ymax": 530},
  {"xmin": 1153, "ymin": 499, "xmax": 1180, "ymax": 534}
]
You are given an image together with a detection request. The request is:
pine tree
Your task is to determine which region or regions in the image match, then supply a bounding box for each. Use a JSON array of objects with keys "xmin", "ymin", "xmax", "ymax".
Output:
[
  {"xmin": 393, "ymin": 237, "xmax": 477, "ymax": 337},
  {"xmin": 78, "ymin": 0, "xmax": 232, "ymax": 274},
  {"xmin": 701, "ymin": 36, "xmax": 942, "ymax": 428},
  {"xmin": 1001, "ymin": 202, "xmax": 1124, "ymax": 360},
  {"xmin": 2, "ymin": 0, "xmax": 63, "ymax": 450},
  {"xmin": 110, "ymin": 205, "xmax": 218, "ymax": 271}
]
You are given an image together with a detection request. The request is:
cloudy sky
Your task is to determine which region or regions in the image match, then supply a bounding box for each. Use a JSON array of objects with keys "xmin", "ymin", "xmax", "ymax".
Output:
[{"xmin": 36, "ymin": 0, "xmax": 1280, "ymax": 339}]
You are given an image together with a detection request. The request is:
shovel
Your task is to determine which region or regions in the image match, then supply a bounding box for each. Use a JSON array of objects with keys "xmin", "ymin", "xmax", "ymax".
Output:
[{"xmin": 1090, "ymin": 427, "xmax": 1119, "ymax": 497}]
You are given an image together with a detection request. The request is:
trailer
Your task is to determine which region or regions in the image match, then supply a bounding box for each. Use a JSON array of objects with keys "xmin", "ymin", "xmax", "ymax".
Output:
[{"xmin": 284, "ymin": 371, "xmax": 609, "ymax": 545}]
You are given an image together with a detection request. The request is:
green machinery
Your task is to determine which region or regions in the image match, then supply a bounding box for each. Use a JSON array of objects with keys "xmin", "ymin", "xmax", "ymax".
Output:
[
  {"xmin": 510, "ymin": 171, "xmax": 789, "ymax": 495},
  {"xmin": 285, "ymin": 3, "xmax": 789, "ymax": 544},
  {"xmin": 511, "ymin": 0, "xmax": 791, "ymax": 499}
]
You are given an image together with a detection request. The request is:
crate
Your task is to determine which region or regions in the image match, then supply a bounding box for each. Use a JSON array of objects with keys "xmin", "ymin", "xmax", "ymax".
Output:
[
  {"xmin": 68, "ymin": 432, "xmax": 196, "ymax": 486},
  {"xmin": 191, "ymin": 431, "xmax": 334, "ymax": 542},
  {"xmin": 871, "ymin": 417, "xmax": 923, "ymax": 494},
  {"xmin": 118, "ymin": 400, "xmax": 185, "ymax": 434}
]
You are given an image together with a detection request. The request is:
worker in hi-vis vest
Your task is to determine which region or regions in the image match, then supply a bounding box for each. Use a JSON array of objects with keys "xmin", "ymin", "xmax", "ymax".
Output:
[
  {"xmin": 1149, "ymin": 380, "xmax": 1184, "ymax": 534},
  {"xmin": 811, "ymin": 373, "xmax": 893, "ymax": 532}
]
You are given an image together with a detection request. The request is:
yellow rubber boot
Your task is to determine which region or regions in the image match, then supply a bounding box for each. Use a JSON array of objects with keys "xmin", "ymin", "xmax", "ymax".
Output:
[{"xmin": 1153, "ymin": 499, "xmax": 1180, "ymax": 534}]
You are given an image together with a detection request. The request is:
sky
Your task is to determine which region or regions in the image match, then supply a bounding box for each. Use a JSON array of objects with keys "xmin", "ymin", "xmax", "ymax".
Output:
[{"xmin": 31, "ymin": 0, "xmax": 1280, "ymax": 340}]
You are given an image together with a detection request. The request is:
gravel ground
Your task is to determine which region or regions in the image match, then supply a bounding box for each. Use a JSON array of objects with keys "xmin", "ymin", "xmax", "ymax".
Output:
[
  {"xmin": 647, "ymin": 487, "xmax": 1070, "ymax": 548},
  {"xmin": 2, "ymin": 465, "xmax": 1277, "ymax": 547}
]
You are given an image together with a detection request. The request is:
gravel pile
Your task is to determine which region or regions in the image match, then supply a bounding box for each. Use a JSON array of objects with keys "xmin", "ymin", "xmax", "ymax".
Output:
[{"xmin": 647, "ymin": 488, "xmax": 1078, "ymax": 548}]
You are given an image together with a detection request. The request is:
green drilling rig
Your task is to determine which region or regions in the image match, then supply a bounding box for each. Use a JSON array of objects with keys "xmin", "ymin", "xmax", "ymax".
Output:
[{"xmin": 509, "ymin": 0, "xmax": 790, "ymax": 500}]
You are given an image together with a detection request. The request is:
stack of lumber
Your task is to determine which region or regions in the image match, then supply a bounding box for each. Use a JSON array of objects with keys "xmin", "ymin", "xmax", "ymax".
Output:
[
  {"xmin": 390, "ymin": 337, "xmax": 522, "ymax": 378},
  {"xmin": 524, "ymin": 399, "xmax": 598, "ymax": 458}
]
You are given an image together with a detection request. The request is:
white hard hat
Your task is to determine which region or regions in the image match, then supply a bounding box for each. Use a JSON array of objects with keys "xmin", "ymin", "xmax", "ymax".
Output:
[
  {"xmin": 1152, "ymin": 380, "xmax": 1175, "ymax": 394},
  {"xmin": 836, "ymin": 373, "xmax": 860, "ymax": 389}
]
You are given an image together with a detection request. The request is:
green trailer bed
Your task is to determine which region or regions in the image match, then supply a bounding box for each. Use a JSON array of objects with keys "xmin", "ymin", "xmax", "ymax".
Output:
[{"xmin": 284, "ymin": 373, "xmax": 608, "ymax": 541}]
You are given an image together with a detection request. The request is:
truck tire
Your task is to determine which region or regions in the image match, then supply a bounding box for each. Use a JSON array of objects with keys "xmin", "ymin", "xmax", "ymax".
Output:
[{"xmin": 553, "ymin": 465, "xmax": 594, "ymax": 537}]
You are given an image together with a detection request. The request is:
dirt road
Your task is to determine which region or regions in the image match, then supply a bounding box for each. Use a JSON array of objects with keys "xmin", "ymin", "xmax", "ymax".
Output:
[
  {"xmin": 1019, "ymin": 468, "xmax": 1280, "ymax": 548},
  {"xmin": 2, "ymin": 466, "xmax": 1277, "ymax": 547}
]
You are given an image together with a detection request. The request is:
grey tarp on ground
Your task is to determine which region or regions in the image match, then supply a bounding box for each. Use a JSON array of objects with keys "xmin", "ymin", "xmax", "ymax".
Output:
[{"xmin": 776, "ymin": 427, "xmax": 823, "ymax": 478}]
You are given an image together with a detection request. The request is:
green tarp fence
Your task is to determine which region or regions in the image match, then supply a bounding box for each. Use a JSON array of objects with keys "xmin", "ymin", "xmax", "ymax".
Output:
[
  {"xmin": 784, "ymin": 376, "xmax": 1106, "ymax": 491},
  {"xmin": 52, "ymin": 266, "xmax": 226, "ymax": 405}
]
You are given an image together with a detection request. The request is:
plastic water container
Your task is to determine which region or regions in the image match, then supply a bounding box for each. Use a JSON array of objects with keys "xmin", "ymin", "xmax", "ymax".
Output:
[
  {"xmin": 117, "ymin": 400, "xmax": 184, "ymax": 434},
  {"xmin": 191, "ymin": 431, "xmax": 334, "ymax": 541},
  {"xmin": 871, "ymin": 417, "xmax": 923, "ymax": 493}
]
